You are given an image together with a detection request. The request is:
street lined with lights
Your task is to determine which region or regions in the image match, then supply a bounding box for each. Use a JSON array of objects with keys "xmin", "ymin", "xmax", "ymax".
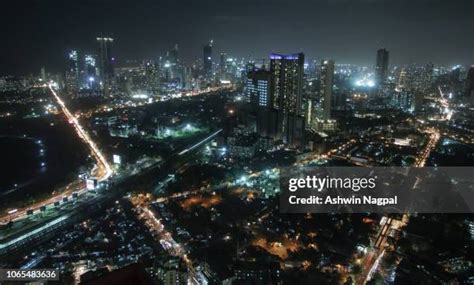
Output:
[{"xmin": 0, "ymin": 85, "xmax": 113, "ymax": 223}]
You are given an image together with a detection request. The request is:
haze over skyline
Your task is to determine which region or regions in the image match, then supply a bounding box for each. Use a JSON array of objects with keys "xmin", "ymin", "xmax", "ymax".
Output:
[{"xmin": 1, "ymin": 0, "xmax": 473, "ymax": 75}]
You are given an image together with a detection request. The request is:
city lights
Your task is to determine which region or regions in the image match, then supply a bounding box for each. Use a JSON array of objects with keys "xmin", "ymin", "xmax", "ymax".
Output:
[{"xmin": 0, "ymin": 1, "xmax": 473, "ymax": 284}]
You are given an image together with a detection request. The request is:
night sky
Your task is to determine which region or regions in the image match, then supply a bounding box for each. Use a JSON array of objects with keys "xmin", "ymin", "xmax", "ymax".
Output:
[{"xmin": 1, "ymin": 0, "xmax": 473, "ymax": 75}]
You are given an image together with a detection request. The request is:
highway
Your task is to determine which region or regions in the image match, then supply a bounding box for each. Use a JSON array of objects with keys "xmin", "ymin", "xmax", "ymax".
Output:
[
  {"xmin": 0, "ymin": 86, "xmax": 113, "ymax": 224},
  {"xmin": 0, "ymin": 126, "xmax": 221, "ymax": 255},
  {"xmin": 48, "ymin": 84, "xmax": 113, "ymax": 182}
]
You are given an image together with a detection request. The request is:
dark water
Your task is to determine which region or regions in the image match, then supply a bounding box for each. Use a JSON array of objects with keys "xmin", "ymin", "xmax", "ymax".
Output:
[
  {"xmin": 0, "ymin": 117, "xmax": 90, "ymax": 210},
  {"xmin": 0, "ymin": 136, "xmax": 42, "ymax": 192}
]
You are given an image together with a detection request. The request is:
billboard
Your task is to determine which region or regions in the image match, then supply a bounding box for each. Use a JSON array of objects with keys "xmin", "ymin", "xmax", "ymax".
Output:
[
  {"xmin": 86, "ymin": 178, "xmax": 97, "ymax": 190},
  {"xmin": 113, "ymin": 154, "xmax": 121, "ymax": 165}
]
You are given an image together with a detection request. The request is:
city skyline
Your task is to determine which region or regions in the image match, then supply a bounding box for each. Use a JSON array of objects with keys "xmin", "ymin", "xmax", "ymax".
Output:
[
  {"xmin": 1, "ymin": 0, "xmax": 474, "ymax": 75},
  {"xmin": 0, "ymin": 1, "xmax": 473, "ymax": 284}
]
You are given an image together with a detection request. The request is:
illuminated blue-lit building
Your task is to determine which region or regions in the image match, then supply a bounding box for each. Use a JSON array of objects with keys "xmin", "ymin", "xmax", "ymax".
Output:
[
  {"xmin": 269, "ymin": 53, "xmax": 305, "ymax": 148},
  {"xmin": 270, "ymin": 53, "xmax": 304, "ymax": 114}
]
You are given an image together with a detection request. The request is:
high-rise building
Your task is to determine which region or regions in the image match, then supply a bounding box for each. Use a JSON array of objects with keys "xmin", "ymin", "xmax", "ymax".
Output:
[
  {"xmin": 466, "ymin": 66, "xmax": 474, "ymax": 98},
  {"xmin": 320, "ymin": 59, "xmax": 334, "ymax": 121},
  {"xmin": 40, "ymin": 67, "xmax": 46, "ymax": 81},
  {"xmin": 375, "ymin": 48, "xmax": 389, "ymax": 87},
  {"xmin": 169, "ymin": 44, "xmax": 179, "ymax": 65},
  {"xmin": 97, "ymin": 37, "xmax": 115, "ymax": 86},
  {"xmin": 396, "ymin": 67, "xmax": 407, "ymax": 91},
  {"xmin": 203, "ymin": 40, "xmax": 213, "ymax": 75},
  {"xmin": 183, "ymin": 66, "xmax": 193, "ymax": 89},
  {"xmin": 67, "ymin": 50, "xmax": 79, "ymax": 77},
  {"xmin": 219, "ymin": 52, "xmax": 227, "ymax": 80},
  {"xmin": 393, "ymin": 91, "xmax": 416, "ymax": 113},
  {"xmin": 84, "ymin": 54, "xmax": 97, "ymax": 89},
  {"xmin": 84, "ymin": 55, "xmax": 96, "ymax": 76},
  {"xmin": 269, "ymin": 53, "xmax": 305, "ymax": 147},
  {"xmin": 65, "ymin": 50, "xmax": 79, "ymax": 96},
  {"xmin": 245, "ymin": 68, "xmax": 279, "ymax": 140},
  {"xmin": 245, "ymin": 69, "xmax": 271, "ymax": 107},
  {"xmin": 270, "ymin": 53, "xmax": 304, "ymax": 115},
  {"xmin": 144, "ymin": 60, "xmax": 159, "ymax": 91},
  {"xmin": 165, "ymin": 44, "xmax": 180, "ymax": 82}
]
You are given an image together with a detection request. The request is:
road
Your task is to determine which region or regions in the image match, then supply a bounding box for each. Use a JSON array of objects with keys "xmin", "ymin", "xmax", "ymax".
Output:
[
  {"xmin": 130, "ymin": 196, "xmax": 201, "ymax": 284},
  {"xmin": 48, "ymin": 84, "xmax": 113, "ymax": 182},
  {"xmin": 356, "ymin": 127, "xmax": 439, "ymax": 284},
  {"xmin": 414, "ymin": 127, "xmax": 440, "ymax": 167},
  {"xmin": 1, "ymin": 125, "xmax": 221, "ymax": 255},
  {"xmin": 0, "ymin": 85, "xmax": 113, "ymax": 224}
]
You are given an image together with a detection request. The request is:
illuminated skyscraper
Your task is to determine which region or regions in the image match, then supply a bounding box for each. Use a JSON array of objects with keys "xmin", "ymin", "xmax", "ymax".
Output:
[
  {"xmin": 375, "ymin": 48, "xmax": 389, "ymax": 87},
  {"xmin": 320, "ymin": 59, "xmax": 334, "ymax": 121},
  {"xmin": 165, "ymin": 44, "xmax": 180, "ymax": 81},
  {"xmin": 269, "ymin": 53, "xmax": 305, "ymax": 147},
  {"xmin": 396, "ymin": 67, "xmax": 407, "ymax": 91},
  {"xmin": 144, "ymin": 60, "xmax": 160, "ymax": 91},
  {"xmin": 245, "ymin": 69, "xmax": 271, "ymax": 107},
  {"xmin": 220, "ymin": 52, "xmax": 227, "ymax": 80},
  {"xmin": 203, "ymin": 40, "xmax": 213, "ymax": 75},
  {"xmin": 96, "ymin": 37, "xmax": 115, "ymax": 86},
  {"xmin": 84, "ymin": 54, "xmax": 97, "ymax": 89},
  {"xmin": 270, "ymin": 53, "xmax": 304, "ymax": 115},
  {"xmin": 68, "ymin": 50, "xmax": 79, "ymax": 76},
  {"xmin": 65, "ymin": 50, "xmax": 79, "ymax": 96},
  {"xmin": 246, "ymin": 67, "xmax": 278, "ymax": 140},
  {"xmin": 84, "ymin": 55, "xmax": 96, "ymax": 75}
]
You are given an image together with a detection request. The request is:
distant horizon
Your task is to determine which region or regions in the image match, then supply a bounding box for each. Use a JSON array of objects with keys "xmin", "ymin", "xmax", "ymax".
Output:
[{"xmin": 1, "ymin": 45, "xmax": 473, "ymax": 78}]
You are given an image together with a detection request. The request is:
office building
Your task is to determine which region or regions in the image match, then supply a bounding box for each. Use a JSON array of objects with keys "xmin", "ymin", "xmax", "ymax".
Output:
[
  {"xmin": 245, "ymin": 69, "xmax": 271, "ymax": 107},
  {"xmin": 84, "ymin": 54, "xmax": 97, "ymax": 89},
  {"xmin": 40, "ymin": 67, "xmax": 46, "ymax": 81},
  {"xmin": 97, "ymin": 37, "xmax": 115, "ymax": 87},
  {"xmin": 375, "ymin": 48, "xmax": 389, "ymax": 87},
  {"xmin": 65, "ymin": 50, "xmax": 79, "ymax": 96},
  {"xmin": 270, "ymin": 53, "xmax": 304, "ymax": 114},
  {"xmin": 269, "ymin": 53, "xmax": 305, "ymax": 147},
  {"xmin": 320, "ymin": 59, "xmax": 334, "ymax": 120},
  {"xmin": 203, "ymin": 40, "xmax": 213, "ymax": 75},
  {"xmin": 169, "ymin": 43, "xmax": 179, "ymax": 65},
  {"xmin": 220, "ymin": 52, "xmax": 227, "ymax": 80}
]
